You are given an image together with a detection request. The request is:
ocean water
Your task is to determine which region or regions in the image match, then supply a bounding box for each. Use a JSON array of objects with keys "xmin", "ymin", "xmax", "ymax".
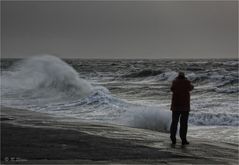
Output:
[{"xmin": 1, "ymin": 55, "xmax": 238, "ymax": 143}]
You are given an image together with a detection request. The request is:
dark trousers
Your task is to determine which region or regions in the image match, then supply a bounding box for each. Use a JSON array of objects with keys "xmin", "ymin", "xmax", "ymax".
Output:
[{"xmin": 170, "ymin": 111, "xmax": 189, "ymax": 142}]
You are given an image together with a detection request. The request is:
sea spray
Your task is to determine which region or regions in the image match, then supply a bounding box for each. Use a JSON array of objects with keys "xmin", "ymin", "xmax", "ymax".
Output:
[
  {"xmin": 125, "ymin": 106, "xmax": 171, "ymax": 132},
  {"xmin": 2, "ymin": 55, "xmax": 93, "ymax": 98}
]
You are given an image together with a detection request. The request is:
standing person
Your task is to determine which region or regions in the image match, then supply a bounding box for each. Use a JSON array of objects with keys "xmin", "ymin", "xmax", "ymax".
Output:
[{"xmin": 170, "ymin": 72, "xmax": 194, "ymax": 145}]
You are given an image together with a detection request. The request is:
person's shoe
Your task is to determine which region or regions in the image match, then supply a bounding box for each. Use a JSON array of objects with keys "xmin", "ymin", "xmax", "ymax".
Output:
[
  {"xmin": 170, "ymin": 137, "xmax": 176, "ymax": 145},
  {"xmin": 171, "ymin": 140, "xmax": 176, "ymax": 145},
  {"xmin": 182, "ymin": 140, "xmax": 189, "ymax": 145}
]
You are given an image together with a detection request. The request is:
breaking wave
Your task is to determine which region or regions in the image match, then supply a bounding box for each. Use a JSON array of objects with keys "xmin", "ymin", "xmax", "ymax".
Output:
[{"xmin": 2, "ymin": 55, "xmax": 93, "ymax": 98}]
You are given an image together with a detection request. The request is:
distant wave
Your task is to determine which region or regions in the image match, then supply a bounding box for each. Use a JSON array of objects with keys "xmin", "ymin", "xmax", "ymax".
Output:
[
  {"xmin": 186, "ymin": 66, "xmax": 204, "ymax": 71},
  {"xmin": 123, "ymin": 68, "xmax": 238, "ymax": 93},
  {"xmin": 123, "ymin": 69, "xmax": 163, "ymax": 78},
  {"xmin": 190, "ymin": 112, "xmax": 239, "ymax": 126},
  {"xmin": 214, "ymin": 87, "xmax": 238, "ymax": 94},
  {"xmin": 124, "ymin": 68, "xmax": 236, "ymax": 80}
]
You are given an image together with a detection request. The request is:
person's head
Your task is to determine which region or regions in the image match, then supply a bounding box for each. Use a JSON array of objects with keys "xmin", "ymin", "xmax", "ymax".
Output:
[{"xmin": 177, "ymin": 72, "xmax": 185, "ymax": 79}]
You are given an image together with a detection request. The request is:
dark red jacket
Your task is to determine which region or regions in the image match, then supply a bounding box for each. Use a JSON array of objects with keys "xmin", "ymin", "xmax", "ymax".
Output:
[{"xmin": 170, "ymin": 77, "xmax": 194, "ymax": 111}]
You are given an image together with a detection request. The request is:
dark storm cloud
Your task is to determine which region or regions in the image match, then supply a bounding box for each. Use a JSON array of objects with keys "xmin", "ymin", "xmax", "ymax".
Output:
[{"xmin": 1, "ymin": 1, "xmax": 238, "ymax": 58}]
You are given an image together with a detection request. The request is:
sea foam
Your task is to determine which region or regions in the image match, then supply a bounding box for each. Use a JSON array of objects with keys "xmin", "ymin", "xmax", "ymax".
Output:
[{"xmin": 1, "ymin": 55, "xmax": 237, "ymax": 132}]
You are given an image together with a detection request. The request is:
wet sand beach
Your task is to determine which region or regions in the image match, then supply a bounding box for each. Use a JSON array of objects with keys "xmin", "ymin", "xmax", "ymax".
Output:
[{"xmin": 1, "ymin": 106, "xmax": 238, "ymax": 164}]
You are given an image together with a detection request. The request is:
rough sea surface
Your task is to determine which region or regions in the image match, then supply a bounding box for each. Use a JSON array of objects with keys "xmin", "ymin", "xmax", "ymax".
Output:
[{"xmin": 1, "ymin": 55, "xmax": 238, "ymax": 143}]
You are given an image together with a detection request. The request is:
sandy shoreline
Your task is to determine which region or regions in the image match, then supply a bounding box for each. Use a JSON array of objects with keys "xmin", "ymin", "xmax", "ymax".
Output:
[{"xmin": 1, "ymin": 106, "xmax": 238, "ymax": 164}]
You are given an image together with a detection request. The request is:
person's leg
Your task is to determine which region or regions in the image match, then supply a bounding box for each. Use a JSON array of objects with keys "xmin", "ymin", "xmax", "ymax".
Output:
[
  {"xmin": 180, "ymin": 111, "xmax": 189, "ymax": 144},
  {"xmin": 170, "ymin": 111, "xmax": 180, "ymax": 144}
]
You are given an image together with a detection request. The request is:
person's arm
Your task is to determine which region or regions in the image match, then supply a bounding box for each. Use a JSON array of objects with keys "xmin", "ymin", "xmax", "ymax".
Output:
[{"xmin": 189, "ymin": 82, "xmax": 194, "ymax": 91}]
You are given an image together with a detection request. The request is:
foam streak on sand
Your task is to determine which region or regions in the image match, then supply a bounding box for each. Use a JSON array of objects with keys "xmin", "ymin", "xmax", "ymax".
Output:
[{"xmin": 1, "ymin": 107, "xmax": 238, "ymax": 164}]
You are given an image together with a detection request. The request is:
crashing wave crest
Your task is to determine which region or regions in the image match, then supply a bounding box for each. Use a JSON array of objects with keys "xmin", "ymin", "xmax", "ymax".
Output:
[{"xmin": 2, "ymin": 55, "xmax": 93, "ymax": 98}]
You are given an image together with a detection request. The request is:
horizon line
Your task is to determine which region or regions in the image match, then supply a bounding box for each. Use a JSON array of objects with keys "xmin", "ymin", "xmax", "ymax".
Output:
[{"xmin": 1, "ymin": 57, "xmax": 238, "ymax": 60}]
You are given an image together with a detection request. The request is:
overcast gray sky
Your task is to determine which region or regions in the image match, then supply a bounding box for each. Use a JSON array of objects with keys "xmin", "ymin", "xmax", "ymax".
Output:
[{"xmin": 1, "ymin": 1, "xmax": 238, "ymax": 59}]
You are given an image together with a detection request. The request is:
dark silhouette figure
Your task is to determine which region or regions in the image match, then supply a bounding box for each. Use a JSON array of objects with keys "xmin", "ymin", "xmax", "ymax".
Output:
[{"xmin": 170, "ymin": 72, "xmax": 193, "ymax": 145}]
